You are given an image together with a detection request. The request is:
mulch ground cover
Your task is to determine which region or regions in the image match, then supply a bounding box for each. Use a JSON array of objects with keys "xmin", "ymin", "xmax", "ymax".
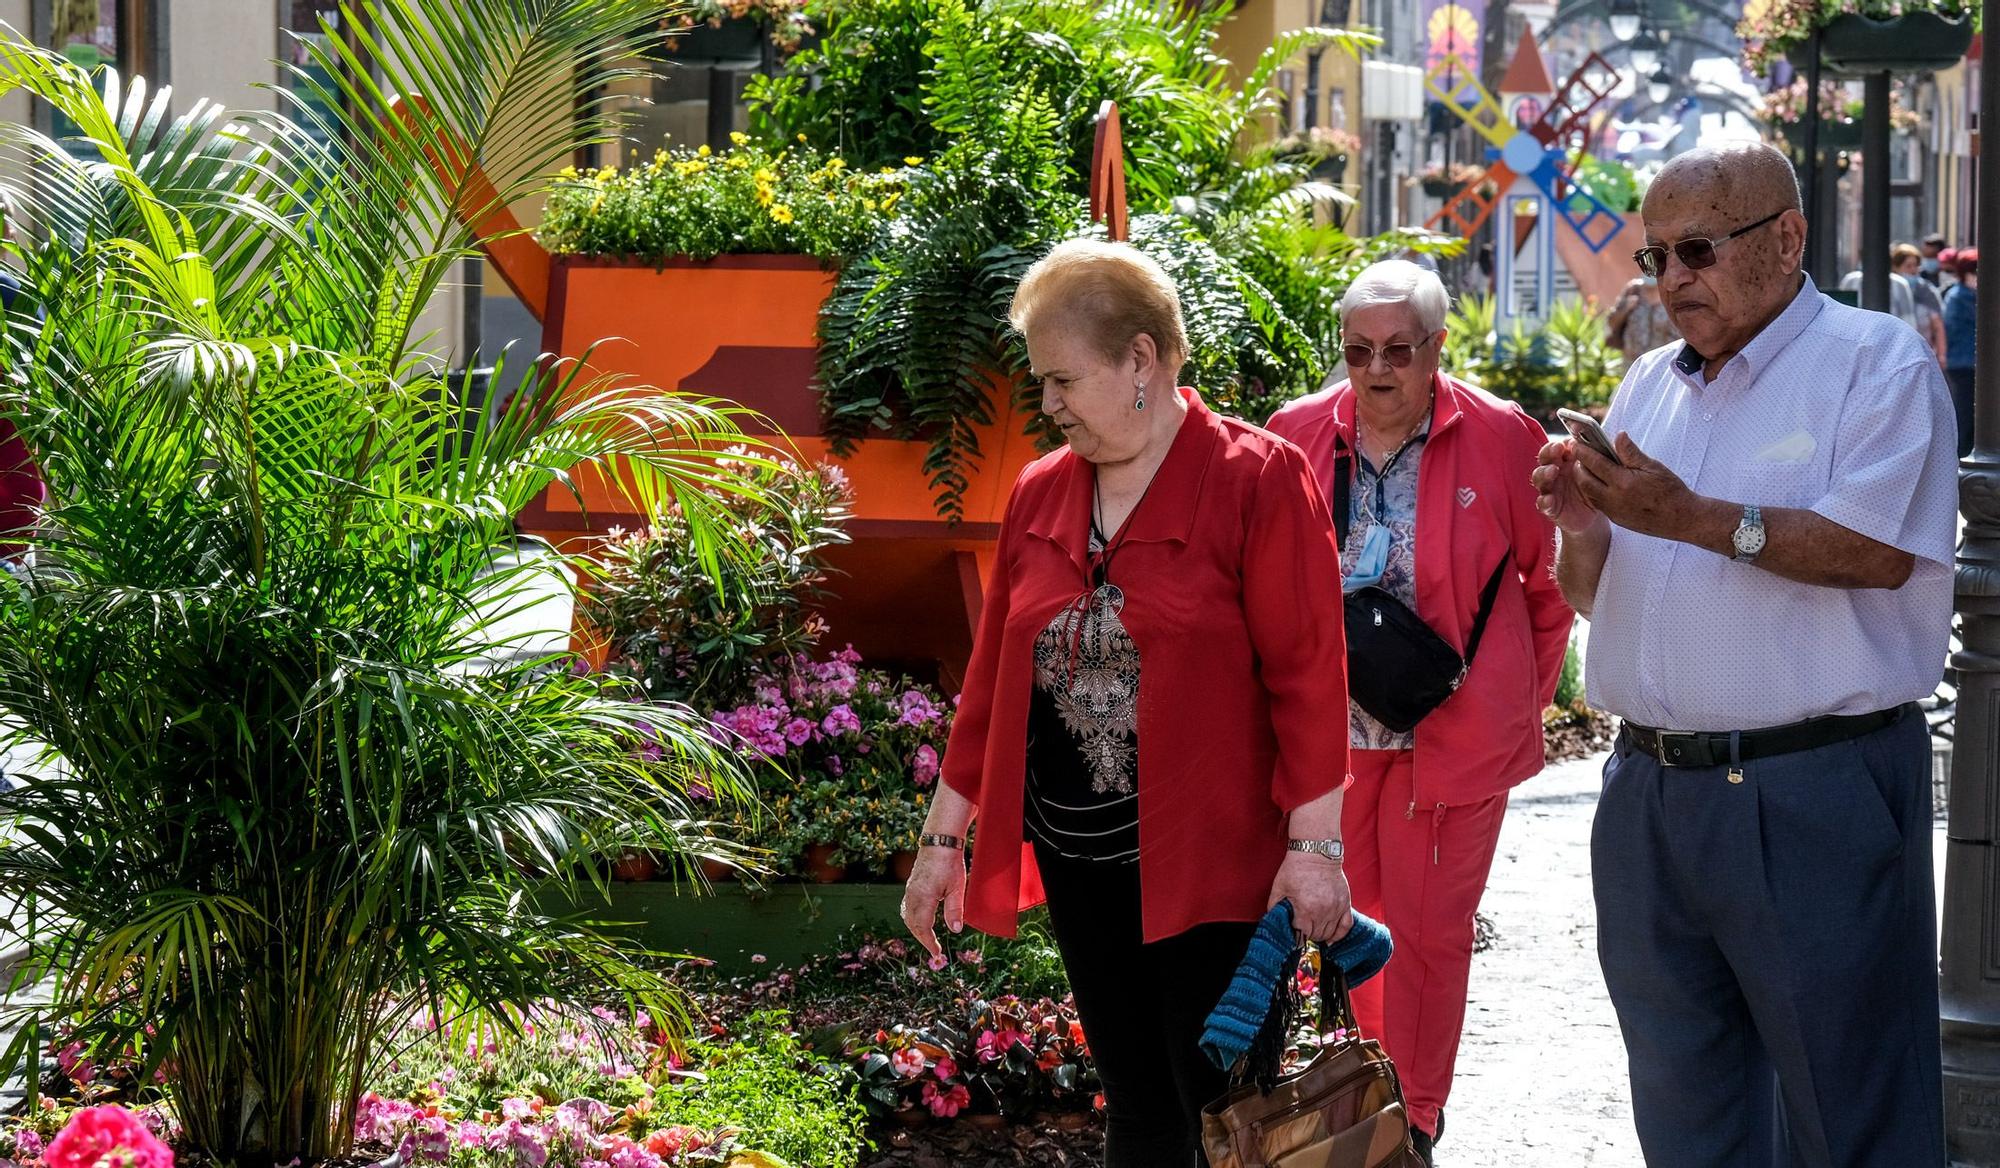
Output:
[{"xmin": 862, "ymin": 1114, "xmax": 1104, "ymax": 1167}]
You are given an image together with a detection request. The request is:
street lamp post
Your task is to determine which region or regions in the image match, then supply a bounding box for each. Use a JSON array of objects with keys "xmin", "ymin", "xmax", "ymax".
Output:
[
  {"xmin": 1860, "ymin": 71, "xmax": 1891, "ymax": 312},
  {"xmin": 1941, "ymin": 0, "xmax": 2000, "ymax": 1152}
]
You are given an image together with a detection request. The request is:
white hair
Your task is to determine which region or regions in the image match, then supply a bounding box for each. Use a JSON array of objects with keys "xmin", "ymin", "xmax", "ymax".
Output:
[{"xmin": 1339, "ymin": 260, "xmax": 1449, "ymax": 334}]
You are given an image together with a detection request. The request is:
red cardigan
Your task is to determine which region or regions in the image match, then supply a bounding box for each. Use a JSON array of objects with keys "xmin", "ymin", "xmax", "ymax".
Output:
[
  {"xmin": 1265, "ymin": 375, "xmax": 1572, "ymax": 808},
  {"xmin": 942, "ymin": 389, "xmax": 1350, "ymax": 943}
]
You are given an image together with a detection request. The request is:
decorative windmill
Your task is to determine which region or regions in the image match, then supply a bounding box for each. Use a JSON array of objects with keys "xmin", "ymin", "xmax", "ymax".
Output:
[{"xmin": 1425, "ymin": 32, "xmax": 1625, "ymax": 332}]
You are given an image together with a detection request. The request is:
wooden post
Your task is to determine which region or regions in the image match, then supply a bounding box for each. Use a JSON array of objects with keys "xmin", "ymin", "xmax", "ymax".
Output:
[{"xmin": 1090, "ymin": 100, "xmax": 1130, "ymax": 242}]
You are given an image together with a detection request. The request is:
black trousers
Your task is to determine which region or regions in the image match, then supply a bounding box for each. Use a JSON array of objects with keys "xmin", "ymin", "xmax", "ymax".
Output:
[
  {"xmin": 1947, "ymin": 366, "xmax": 1975, "ymax": 458},
  {"xmin": 1034, "ymin": 843, "xmax": 1257, "ymax": 1168}
]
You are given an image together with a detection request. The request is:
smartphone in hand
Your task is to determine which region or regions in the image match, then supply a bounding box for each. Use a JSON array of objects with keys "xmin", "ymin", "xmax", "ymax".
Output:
[{"xmin": 1557, "ymin": 408, "xmax": 1623, "ymax": 466}]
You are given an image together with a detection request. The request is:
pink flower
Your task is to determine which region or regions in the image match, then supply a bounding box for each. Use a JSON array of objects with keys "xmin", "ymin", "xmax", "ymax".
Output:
[
  {"xmin": 927, "ymin": 953, "xmax": 947, "ymax": 972},
  {"xmin": 45, "ymin": 1106, "xmax": 174, "ymax": 1168},
  {"xmin": 911, "ymin": 744, "xmax": 940, "ymax": 787},
  {"xmin": 784, "ymin": 718, "xmax": 815, "ymax": 745},
  {"xmin": 897, "ymin": 691, "xmax": 941, "ymax": 726},
  {"xmin": 889, "ymin": 1048, "xmax": 926, "ymax": 1078},
  {"xmin": 958, "ymin": 947, "xmax": 982, "ymax": 966},
  {"xmin": 15, "ymin": 1130, "xmax": 46, "ymax": 1162},
  {"xmin": 921, "ymin": 1080, "xmax": 971, "ymax": 1118},
  {"xmin": 933, "ymin": 1056, "xmax": 959, "ymax": 1081},
  {"xmin": 821, "ymin": 704, "xmax": 862, "ymax": 737}
]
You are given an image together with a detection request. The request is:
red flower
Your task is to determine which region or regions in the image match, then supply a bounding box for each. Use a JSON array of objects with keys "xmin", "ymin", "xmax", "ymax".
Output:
[
  {"xmin": 45, "ymin": 1106, "xmax": 173, "ymax": 1168},
  {"xmin": 921, "ymin": 1080, "xmax": 971, "ymax": 1118}
]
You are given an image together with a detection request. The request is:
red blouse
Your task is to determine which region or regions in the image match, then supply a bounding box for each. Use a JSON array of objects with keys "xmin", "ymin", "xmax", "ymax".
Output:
[{"xmin": 941, "ymin": 388, "xmax": 1350, "ymax": 943}]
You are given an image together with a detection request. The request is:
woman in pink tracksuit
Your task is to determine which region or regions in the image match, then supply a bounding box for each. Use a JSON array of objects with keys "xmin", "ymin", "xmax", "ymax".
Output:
[{"xmin": 1265, "ymin": 260, "xmax": 1572, "ymax": 1165}]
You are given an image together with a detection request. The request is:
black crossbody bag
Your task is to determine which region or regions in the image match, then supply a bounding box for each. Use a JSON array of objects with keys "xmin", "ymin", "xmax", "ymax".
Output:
[{"xmin": 1333, "ymin": 443, "xmax": 1507, "ymax": 734}]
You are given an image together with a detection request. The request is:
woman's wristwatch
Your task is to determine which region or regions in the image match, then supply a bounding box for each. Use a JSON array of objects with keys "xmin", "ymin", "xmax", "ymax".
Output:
[
  {"xmin": 1287, "ymin": 838, "xmax": 1344, "ymax": 862},
  {"xmin": 918, "ymin": 832, "xmax": 966, "ymax": 850}
]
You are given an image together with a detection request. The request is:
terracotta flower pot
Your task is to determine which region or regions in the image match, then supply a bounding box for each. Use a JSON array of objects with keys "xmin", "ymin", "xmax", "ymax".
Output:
[
  {"xmin": 1050, "ymin": 1110, "xmax": 1092, "ymax": 1132},
  {"xmin": 698, "ymin": 857, "xmax": 737, "ymax": 883},
  {"xmin": 963, "ymin": 1113, "xmax": 1008, "ymax": 1131},
  {"xmin": 611, "ymin": 851, "xmax": 659, "ymax": 882},
  {"xmin": 891, "ymin": 850, "xmax": 919, "ymax": 881},
  {"xmin": 802, "ymin": 843, "xmax": 848, "ymax": 884}
]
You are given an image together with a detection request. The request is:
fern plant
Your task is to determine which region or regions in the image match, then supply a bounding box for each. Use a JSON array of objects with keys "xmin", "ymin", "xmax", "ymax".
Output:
[{"xmin": 800, "ymin": 0, "xmax": 1390, "ymax": 515}]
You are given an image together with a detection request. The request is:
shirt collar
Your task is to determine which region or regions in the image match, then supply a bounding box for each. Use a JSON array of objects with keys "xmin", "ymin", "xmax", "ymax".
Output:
[
  {"xmin": 1024, "ymin": 386, "xmax": 1219, "ymax": 567},
  {"xmin": 1670, "ymin": 274, "xmax": 1825, "ymax": 388},
  {"xmin": 1329, "ymin": 370, "xmax": 1463, "ymax": 450}
]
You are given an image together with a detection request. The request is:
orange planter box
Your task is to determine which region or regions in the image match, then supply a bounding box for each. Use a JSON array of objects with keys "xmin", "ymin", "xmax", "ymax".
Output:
[{"xmin": 517, "ymin": 255, "xmax": 1043, "ymax": 680}]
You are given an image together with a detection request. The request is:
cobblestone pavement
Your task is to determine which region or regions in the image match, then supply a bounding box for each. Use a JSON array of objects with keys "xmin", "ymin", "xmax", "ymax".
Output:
[
  {"xmin": 1445, "ymin": 747, "xmax": 1954, "ymax": 1167},
  {"xmin": 1444, "ymin": 750, "xmax": 1641, "ymax": 1166}
]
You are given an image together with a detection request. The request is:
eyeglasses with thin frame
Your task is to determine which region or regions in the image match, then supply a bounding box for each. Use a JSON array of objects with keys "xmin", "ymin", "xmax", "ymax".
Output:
[
  {"xmin": 1631, "ymin": 209, "xmax": 1787, "ymax": 279},
  {"xmin": 1341, "ymin": 334, "xmax": 1437, "ymax": 370}
]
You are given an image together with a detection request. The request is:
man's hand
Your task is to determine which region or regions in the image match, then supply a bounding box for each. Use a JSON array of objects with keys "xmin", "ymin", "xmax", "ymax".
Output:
[
  {"xmin": 1533, "ymin": 438, "xmax": 1610, "ymax": 536},
  {"xmin": 1570, "ymin": 431, "xmax": 1701, "ymax": 541}
]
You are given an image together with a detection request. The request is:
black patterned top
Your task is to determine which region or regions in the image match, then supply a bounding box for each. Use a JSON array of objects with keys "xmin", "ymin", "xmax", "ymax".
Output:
[{"xmin": 1023, "ymin": 529, "xmax": 1140, "ymax": 863}]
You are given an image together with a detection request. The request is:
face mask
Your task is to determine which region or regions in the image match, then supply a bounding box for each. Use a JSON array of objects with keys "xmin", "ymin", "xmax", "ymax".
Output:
[
  {"xmin": 1922, "ymin": 258, "xmax": 1941, "ymax": 275},
  {"xmin": 1342, "ymin": 523, "xmax": 1393, "ymax": 593}
]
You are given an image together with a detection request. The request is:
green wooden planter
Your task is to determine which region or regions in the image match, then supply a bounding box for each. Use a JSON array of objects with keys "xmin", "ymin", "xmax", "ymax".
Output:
[
  {"xmin": 1789, "ymin": 12, "xmax": 1974, "ymax": 74},
  {"xmin": 571, "ymin": 880, "xmax": 908, "ymax": 973},
  {"xmin": 1779, "ymin": 117, "xmax": 1863, "ymax": 152}
]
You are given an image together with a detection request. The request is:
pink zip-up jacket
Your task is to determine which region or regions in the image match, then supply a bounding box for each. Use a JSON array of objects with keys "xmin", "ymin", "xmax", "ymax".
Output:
[{"xmin": 1266, "ymin": 373, "xmax": 1572, "ymax": 809}]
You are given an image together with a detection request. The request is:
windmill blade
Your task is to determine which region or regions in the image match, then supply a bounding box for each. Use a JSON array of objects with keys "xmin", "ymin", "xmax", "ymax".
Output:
[
  {"xmin": 1530, "ymin": 156, "xmax": 1626, "ymax": 253},
  {"xmin": 1426, "ymin": 161, "xmax": 1516, "ymax": 237},
  {"xmin": 1531, "ymin": 52, "xmax": 1620, "ymax": 149},
  {"xmin": 1424, "ymin": 52, "xmax": 1512, "ymax": 149}
]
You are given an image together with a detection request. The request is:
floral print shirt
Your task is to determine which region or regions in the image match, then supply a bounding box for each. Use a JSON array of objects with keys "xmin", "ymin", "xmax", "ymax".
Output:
[{"xmin": 1344, "ymin": 423, "xmax": 1426, "ymax": 751}]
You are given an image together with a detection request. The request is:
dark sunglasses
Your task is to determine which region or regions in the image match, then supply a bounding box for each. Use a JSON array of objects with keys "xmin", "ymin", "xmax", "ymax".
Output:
[
  {"xmin": 1341, "ymin": 334, "xmax": 1437, "ymax": 370},
  {"xmin": 1631, "ymin": 209, "xmax": 1787, "ymax": 279}
]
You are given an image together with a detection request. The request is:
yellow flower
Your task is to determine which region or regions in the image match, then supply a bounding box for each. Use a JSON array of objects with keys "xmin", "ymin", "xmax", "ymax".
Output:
[
  {"xmin": 880, "ymin": 166, "xmax": 896, "ymax": 175},
  {"xmin": 797, "ymin": 133, "xmax": 808, "ymax": 143},
  {"xmin": 827, "ymin": 157, "xmax": 847, "ymax": 172},
  {"xmin": 862, "ymin": 198, "xmax": 877, "ymax": 212},
  {"xmin": 697, "ymin": 144, "xmax": 712, "ymax": 157},
  {"xmin": 770, "ymin": 204, "xmax": 794, "ymax": 224},
  {"xmin": 596, "ymin": 166, "xmax": 618, "ymax": 181},
  {"xmin": 558, "ymin": 165, "xmax": 579, "ymax": 179},
  {"xmin": 730, "ymin": 131, "xmax": 749, "ymax": 146},
  {"xmin": 725, "ymin": 154, "xmax": 751, "ymax": 169},
  {"xmin": 652, "ymin": 149, "xmax": 668, "ymax": 167},
  {"xmin": 881, "ymin": 191, "xmax": 900, "ymax": 211},
  {"xmin": 903, "ymin": 156, "xmax": 923, "ymax": 167},
  {"xmin": 755, "ymin": 184, "xmax": 775, "ymax": 205}
]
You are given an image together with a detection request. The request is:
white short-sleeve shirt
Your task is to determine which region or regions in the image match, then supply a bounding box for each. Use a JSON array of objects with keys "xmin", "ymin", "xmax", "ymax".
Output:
[{"xmin": 1585, "ymin": 276, "xmax": 1958, "ymax": 730}]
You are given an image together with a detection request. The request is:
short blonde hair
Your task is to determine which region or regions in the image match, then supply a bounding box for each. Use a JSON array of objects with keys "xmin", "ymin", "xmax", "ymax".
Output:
[
  {"xmin": 1891, "ymin": 242, "xmax": 1922, "ymax": 267},
  {"xmin": 1009, "ymin": 238, "xmax": 1188, "ymax": 372}
]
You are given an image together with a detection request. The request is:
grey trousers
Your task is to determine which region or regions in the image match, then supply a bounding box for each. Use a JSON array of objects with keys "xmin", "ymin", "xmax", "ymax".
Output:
[{"xmin": 1591, "ymin": 708, "xmax": 1944, "ymax": 1167}]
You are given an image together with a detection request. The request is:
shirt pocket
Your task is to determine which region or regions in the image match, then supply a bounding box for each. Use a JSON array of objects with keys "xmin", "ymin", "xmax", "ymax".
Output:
[{"xmin": 1741, "ymin": 457, "xmax": 1828, "ymax": 511}]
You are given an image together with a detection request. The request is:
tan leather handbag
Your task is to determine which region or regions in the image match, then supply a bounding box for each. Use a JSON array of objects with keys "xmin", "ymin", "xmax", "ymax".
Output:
[{"xmin": 1200, "ymin": 967, "xmax": 1425, "ymax": 1168}]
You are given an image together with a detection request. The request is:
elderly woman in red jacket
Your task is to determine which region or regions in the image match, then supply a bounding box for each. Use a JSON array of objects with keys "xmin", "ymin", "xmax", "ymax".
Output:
[
  {"xmin": 900, "ymin": 238, "xmax": 1352, "ymax": 1167},
  {"xmin": 1265, "ymin": 260, "xmax": 1572, "ymax": 1165}
]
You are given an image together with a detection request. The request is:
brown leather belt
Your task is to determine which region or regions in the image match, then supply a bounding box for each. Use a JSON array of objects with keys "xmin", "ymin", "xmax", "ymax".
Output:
[{"xmin": 1620, "ymin": 704, "xmax": 1912, "ymax": 768}]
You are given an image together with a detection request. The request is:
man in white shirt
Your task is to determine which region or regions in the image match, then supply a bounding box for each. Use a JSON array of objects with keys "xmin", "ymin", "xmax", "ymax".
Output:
[{"xmin": 1533, "ymin": 142, "xmax": 1956, "ymax": 1167}]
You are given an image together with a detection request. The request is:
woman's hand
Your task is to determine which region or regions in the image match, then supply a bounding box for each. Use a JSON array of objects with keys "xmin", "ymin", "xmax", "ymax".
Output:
[
  {"xmin": 901, "ymin": 846, "xmax": 968, "ymax": 962},
  {"xmin": 1268, "ymin": 851, "xmax": 1353, "ymax": 942}
]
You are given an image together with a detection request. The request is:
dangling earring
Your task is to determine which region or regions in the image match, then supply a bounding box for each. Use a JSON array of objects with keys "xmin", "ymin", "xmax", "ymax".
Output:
[{"xmin": 1134, "ymin": 382, "xmax": 1147, "ymax": 411}]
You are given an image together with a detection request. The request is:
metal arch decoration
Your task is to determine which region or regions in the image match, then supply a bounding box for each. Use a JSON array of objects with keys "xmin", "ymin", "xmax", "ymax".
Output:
[{"xmin": 1423, "ymin": 50, "xmax": 1625, "ymax": 255}]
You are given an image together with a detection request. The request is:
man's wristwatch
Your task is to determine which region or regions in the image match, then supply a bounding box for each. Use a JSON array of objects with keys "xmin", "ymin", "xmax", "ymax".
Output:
[
  {"xmin": 1287, "ymin": 838, "xmax": 1344, "ymax": 862},
  {"xmin": 1730, "ymin": 503, "xmax": 1766, "ymax": 564}
]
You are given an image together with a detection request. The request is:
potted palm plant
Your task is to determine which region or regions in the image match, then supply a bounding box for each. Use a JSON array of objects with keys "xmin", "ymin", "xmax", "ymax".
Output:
[{"xmin": 0, "ymin": 3, "xmax": 772, "ymax": 1163}]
